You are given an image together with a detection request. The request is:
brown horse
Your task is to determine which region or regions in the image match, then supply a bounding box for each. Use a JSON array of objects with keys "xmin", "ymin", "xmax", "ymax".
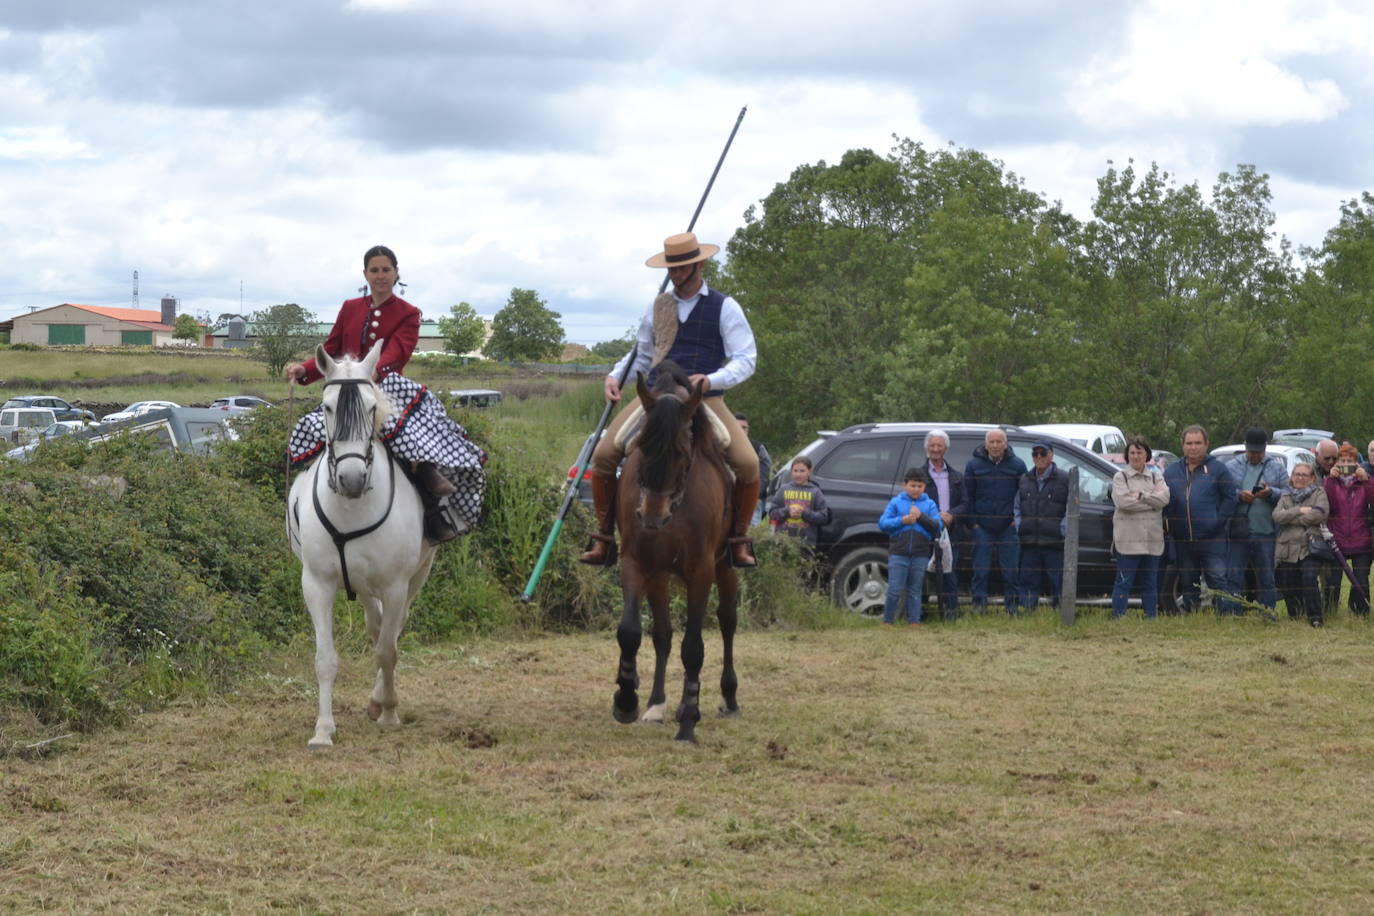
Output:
[{"xmin": 612, "ymin": 360, "xmax": 740, "ymax": 742}]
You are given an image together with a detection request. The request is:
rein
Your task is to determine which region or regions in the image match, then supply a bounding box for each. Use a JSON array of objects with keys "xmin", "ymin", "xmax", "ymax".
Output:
[{"xmin": 310, "ymin": 451, "xmax": 397, "ymax": 601}]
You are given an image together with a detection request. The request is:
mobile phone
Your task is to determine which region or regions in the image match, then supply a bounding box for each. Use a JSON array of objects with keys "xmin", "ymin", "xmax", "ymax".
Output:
[{"xmin": 1252, "ymin": 483, "xmax": 1264, "ymax": 493}]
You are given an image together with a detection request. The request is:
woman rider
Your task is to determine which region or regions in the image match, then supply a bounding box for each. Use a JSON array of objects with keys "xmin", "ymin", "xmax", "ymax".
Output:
[{"xmin": 284, "ymin": 245, "xmax": 485, "ymax": 542}]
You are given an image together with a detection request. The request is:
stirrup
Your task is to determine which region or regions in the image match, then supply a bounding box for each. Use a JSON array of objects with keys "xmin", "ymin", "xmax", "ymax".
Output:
[
  {"xmin": 727, "ymin": 535, "xmax": 757, "ymax": 568},
  {"xmin": 579, "ymin": 533, "xmax": 618, "ymax": 566},
  {"xmin": 424, "ymin": 507, "xmax": 459, "ymax": 544}
]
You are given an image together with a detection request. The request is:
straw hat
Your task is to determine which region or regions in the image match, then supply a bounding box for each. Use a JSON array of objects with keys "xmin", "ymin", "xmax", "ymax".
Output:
[{"xmin": 644, "ymin": 231, "xmax": 720, "ymax": 268}]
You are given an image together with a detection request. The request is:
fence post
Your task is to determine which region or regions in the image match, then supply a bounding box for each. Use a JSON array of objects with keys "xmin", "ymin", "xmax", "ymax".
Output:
[{"xmin": 1060, "ymin": 466, "xmax": 1079, "ymax": 626}]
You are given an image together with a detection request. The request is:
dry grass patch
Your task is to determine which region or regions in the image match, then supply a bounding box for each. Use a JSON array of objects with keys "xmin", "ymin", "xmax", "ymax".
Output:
[{"xmin": 6, "ymin": 616, "xmax": 1374, "ymax": 912}]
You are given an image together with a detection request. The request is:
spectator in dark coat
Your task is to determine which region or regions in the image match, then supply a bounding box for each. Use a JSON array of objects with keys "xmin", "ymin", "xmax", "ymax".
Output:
[
  {"xmin": 963, "ymin": 428, "xmax": 1028, "ymax": 614},
  {"xmin": 1163, "ymin": 424, "xmax": 1237, "ymax": 614},
  {"xmin": 922, "ymin": 428, "xmax": 965, "ymax": 616},
  {"xmin": 1017, "ymin": 440, "xmax": 1070, "ymax": 609}
]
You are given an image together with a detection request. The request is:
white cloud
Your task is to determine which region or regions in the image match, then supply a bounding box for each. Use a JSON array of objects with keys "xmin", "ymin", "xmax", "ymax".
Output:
[{"xmin": 1072, "ymin": 0, "xmax": 1351, "ymax": 129}]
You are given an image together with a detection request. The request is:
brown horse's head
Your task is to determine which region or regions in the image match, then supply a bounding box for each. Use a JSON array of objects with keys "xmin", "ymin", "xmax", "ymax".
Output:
[{"xmin": 631, "ymin": 360, "xmax": 705, "ymax": 529}]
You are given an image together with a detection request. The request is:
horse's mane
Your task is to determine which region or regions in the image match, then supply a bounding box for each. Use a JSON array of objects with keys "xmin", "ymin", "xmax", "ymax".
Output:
[
  {"xmin": 325, "ymin": 357, "xmax": 393, "ymax": 439},
  {"xmin": 637, "ymin": 360, "xmax": 719, "ymax": 490}
]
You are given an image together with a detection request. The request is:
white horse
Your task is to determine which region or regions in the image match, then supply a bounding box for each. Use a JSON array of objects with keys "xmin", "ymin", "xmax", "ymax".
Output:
[{"xmin": 287, "ymin": 341, "xmax": 437, "ymax": 748}]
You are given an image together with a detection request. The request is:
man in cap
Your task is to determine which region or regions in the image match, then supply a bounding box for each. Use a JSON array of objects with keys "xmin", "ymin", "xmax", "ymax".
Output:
[
  {"xmin": 1017, "ymin": 439, "xmax": 1071, "ymax": 610},
  {"xmin": 580, "ymin": 232, "xmax": 761, "ymax": 567},
  {"xmin": 1222, "ymin": 427, "xmax": 1289, "ymax": 614}
]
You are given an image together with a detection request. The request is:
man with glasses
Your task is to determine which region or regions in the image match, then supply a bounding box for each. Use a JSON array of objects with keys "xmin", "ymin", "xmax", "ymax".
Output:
[
  {"xmin": 922, "ymin": 429, "xmax": 965, "ymax": 617},
  {"xmin": 1017, "ymin": 440, "xmax": 1070, "ymax": 610}
]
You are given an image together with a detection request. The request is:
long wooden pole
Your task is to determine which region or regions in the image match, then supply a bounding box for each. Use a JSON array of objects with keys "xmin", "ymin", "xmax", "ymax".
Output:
[{"xmin": 521, "ymin": 106, "xmax": 748, "ymax": 603}]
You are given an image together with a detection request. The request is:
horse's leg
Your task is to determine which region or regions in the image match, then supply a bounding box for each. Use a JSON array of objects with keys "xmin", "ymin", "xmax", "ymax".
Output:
[
  {"xmin": 613, "ymin": 564, "xmax": 643, "ymax": 724},
  {"xmin": 674, "ymin": 574, "xmax": 711, "ymax": 743},
  {"xmin": 361, "ymin": 595, "xmax": 386, "ymax": 721},
  {"xmin": 370, "ymin": 581, "xmax": 410, "ymax": 729},
  {"xmin": 371, "ymin": 549, "xmax": 435, "ymax": 721},
  {"xmin": 303, "ymin": 570, "xmax": 339, "ymax": 748},
  {"xmin": 642, "ymin": 572, "xmax": 673, "ymax": 724},
  {"xmin": 717, "ymin": 564, "xmax": 741, "ymax": 717}
]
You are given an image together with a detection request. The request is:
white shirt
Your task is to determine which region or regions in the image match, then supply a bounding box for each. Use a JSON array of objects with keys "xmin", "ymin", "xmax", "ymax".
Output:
[{"xmin": 609, "ymin": 281, "xmax": 757, "ymax": 392}]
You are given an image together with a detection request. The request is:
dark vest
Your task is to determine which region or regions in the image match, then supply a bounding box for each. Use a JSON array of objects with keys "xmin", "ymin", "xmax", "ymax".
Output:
[
  {"xmin": 1018, "ymin": 466, "xmax": 1070, "ymax": 546},
  {"xmin": 650, "ymin": 288, "xmax": 727, "ymax": 396}
]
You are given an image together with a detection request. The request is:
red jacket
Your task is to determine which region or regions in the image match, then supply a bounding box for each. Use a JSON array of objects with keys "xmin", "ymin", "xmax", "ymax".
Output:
[
  {"xmin": 1323, "ymin": 474, "xmax": 1374, "ymax": 555},
  {"xmin": 298, "ymin": 295, "xmax": 420, "ymax": 385}
]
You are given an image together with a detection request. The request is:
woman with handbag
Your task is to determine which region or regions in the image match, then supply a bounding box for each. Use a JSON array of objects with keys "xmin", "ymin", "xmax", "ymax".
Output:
[
  {"xmin": 1110, "ymin": 436, "xmax": 1171, "ymax": 619},
  {"xmin": 1273, "ymin": 463, "xmax": 1330, "ymax": 626}
]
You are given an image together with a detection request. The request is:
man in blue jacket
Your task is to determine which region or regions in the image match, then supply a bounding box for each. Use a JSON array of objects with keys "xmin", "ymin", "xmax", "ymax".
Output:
[
  {"xmin": 1164, "ymin": 424, "xmax": 1238, "ymax": 614},
  {"xmin": 964, "ymin": 428, "xmax": 1028, "ymax": 614}
]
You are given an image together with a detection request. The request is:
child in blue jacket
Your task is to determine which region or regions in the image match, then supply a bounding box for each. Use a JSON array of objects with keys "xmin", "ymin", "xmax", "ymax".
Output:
[{"xmin": 880, "ymin": 467, "xmax": 944, "ymax": 625}]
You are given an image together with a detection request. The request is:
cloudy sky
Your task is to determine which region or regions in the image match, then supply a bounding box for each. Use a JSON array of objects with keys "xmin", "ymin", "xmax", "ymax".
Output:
[{"xmin": 2, "ymin": 0, "xmax": 1371, "ymax": 344}]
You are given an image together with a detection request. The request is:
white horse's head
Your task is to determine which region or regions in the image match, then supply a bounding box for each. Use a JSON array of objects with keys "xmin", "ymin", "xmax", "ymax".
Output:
[{"xmin": 317, "ymin": 340, "xmax": 393, "ymax": 498}]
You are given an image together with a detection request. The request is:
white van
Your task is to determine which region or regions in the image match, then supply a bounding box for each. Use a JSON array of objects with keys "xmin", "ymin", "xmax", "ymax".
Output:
[
  {"xmin": 1023, "ymin": 423, "xmax": 1127, "ymax": 456},
  {"xmin": 0, "ymin": 407, "xmax": 58, "ymax": 444}
]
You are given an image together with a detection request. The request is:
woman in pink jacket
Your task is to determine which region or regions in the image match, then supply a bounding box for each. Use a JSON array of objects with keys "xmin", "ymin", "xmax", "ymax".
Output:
[{"xmin": 1322, "ymin": 443, "xmax": 1374, "ymax": 616}]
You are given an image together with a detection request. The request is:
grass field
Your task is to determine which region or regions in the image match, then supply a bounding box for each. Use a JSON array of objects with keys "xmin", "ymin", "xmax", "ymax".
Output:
[{"xmin": 6, "ymin": 611, "xmax": 1374, "ymax": 913}]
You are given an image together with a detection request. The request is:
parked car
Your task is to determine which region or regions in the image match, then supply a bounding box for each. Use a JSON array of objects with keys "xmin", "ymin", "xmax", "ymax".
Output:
[
  {"xmin": 1272, "ymin": 428, "xmax": 1335, "ymax": 450},
  {"xmin": 86, "ymin": 407, "xmax": 238, "ymax": 454},
  {"xmin": 101, "ymin": 400, "xmax": 182, "ymax": 423},
  {"xmin": 772, "ymin": 423, "xmax": 1121, "ymax": 616},
  {"xmin": 1210, "ymin": 443, "xmax": 1317, "ymax": 478},
  {"xmin": 208, "ymin": 395, "xmax": 271, "ymax": 415},
  {"xmin": 0, "ymin": 407, "xmax": 58, "ymax": 445},
  {"xmin": 448, "ymin": 389, "xmax": 503, "ymax": 409},
  {"xmin": 1022, "ymin": 423, "xmax": 1127, "ymax": 456},
  {"xmin": 1, "ymin": 395, "xmax": 96, "ymax": 422},
  {"xmin": 4, "ymin": 419, "xmax": 97, "ymax": 460}
]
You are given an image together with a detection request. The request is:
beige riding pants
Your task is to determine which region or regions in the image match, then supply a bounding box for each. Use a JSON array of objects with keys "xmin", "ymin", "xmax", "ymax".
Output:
[{"xmin": 591, "ymin": 394, "xmax": 759, "ymax": 485}]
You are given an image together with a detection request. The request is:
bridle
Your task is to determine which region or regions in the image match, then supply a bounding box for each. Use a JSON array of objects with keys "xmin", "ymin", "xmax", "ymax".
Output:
[
  {"xmin": 321, "ymin": 377, "xmax": 376, "ymax": 494},
  {"xmin": 310, "ymin": 376, "xmax": 394, "ymax": 601}
]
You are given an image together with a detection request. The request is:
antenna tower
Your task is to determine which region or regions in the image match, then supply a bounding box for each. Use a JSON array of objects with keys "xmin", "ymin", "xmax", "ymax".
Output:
[{"xmin": 132, "ymin": 270, "xmax": 139, "ymax": 309}]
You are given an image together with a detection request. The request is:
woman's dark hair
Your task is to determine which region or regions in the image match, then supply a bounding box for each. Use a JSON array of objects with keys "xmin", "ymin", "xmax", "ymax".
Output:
[
  {"xmin": 1124, "ymin": 435, "xmax": 1152, "ymax": 462},
  {"xmin": 363, "ymin": 245, "xmax": 398, "ymax": 270}
]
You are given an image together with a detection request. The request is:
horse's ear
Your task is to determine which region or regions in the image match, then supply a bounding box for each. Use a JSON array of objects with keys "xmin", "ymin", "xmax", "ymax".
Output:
[
  {"xmin": 635, "ymin": 372, "xmax": 654, "ymax": 409},
  {"xmin": 362, "ymin": 338, "xmax": 385, "ymax": 378},
  {"xmin": 316, "ymin": 345, "xmax": 333, "ymax": 376},
  {"xmin": 683, "ymin": 377, "xmax": 706, "ymax": 415}
]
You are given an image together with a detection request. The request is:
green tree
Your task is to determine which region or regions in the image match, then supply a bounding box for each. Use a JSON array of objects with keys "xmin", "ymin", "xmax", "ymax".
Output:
[
  {"xmin": 483, "ymin": 289, "xmax": 564, "ymax": 362},
  {"xmin": 250, "ymin": 303, "xmax": 317, "ymax": 379},
  {"xmin": 438, "ymin": 301, "xmax": 487, "ymax": 357},
  {"xmin": 590, "ymin": 326, "xmax": 636, "ymax": 361},
  {"xmin": 172, "ymin": 313, "xmax": 201, "ymax": 341},
  {"xmin": 722, "ymin": 140, "xmax": 1058, "ymax": 451},
  {"xmin": 1273, "ymin": 192, "xmax": 1374, "ymax": 437},
  {"xmin": 1071, "ymin": 162, "xmax": 1296, "ymax": 444}
]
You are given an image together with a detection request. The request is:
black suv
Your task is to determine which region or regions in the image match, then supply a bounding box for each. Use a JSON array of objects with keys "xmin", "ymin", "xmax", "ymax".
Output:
[{"xmin": 774, "ymin": 423, "xmax": 1123, "ymax": 616}]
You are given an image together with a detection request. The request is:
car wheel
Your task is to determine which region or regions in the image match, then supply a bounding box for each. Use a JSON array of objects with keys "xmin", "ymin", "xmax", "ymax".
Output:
[{"xmin": 831, "ymin": 546, "xmax": 889, "ymax": 617}]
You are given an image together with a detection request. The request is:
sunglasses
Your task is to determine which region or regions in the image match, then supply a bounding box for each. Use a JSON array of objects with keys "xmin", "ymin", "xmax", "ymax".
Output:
[{"xmin": 1031, "ymin": 449, "xmax": 1049, "ymax": 457}]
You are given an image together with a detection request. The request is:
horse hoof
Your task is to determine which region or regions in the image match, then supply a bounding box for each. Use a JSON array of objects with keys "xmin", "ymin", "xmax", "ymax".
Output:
[
  {"xmin": 641, "ymin": 703, "xmax": 666, "ymax": 724},
  {"xmin": 367, "ymin": 700, "xmax": 383, "ymax": 721},
  {"xmin": 718, "ymin": 704, "xmax": 741, "ymax": 718},
  {"xmin": 613, "ymin": 702, "xmax": 639, "ymax": 724},
  {"xmin": 674, "ymin": 729, "xmax": 698, "ymax": 744},
  {"xmin": 308, "ymin": 735, "xmax": 334, "ymax": 750}
]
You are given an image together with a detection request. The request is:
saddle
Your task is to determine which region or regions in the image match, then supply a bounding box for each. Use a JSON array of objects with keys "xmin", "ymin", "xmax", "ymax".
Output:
[{"xmin": 613, "ymin": 400, "xmax": 732, "ymax": 454}]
